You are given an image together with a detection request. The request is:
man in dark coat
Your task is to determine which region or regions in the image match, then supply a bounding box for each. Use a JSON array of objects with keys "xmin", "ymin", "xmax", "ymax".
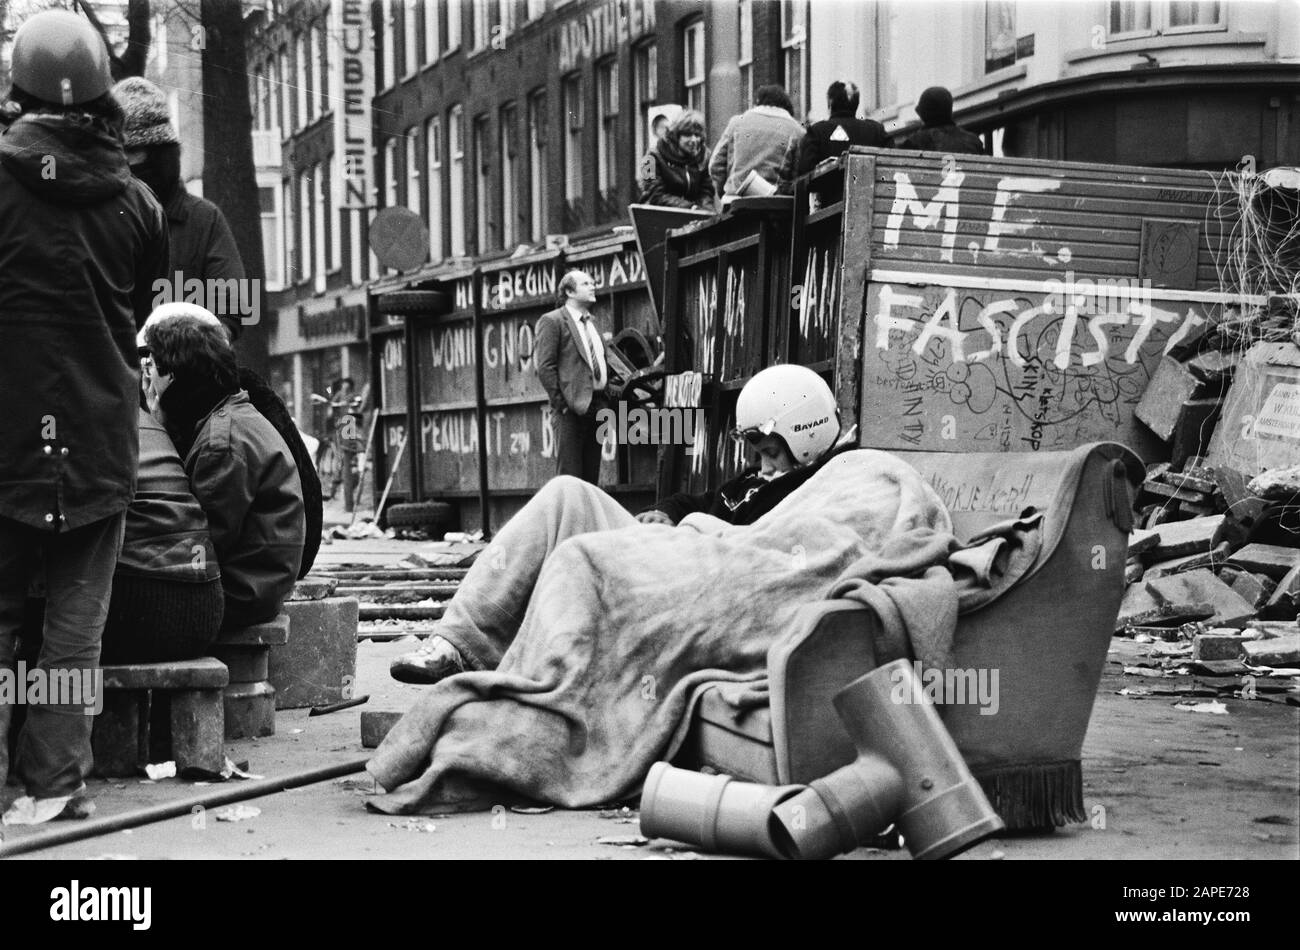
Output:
[
  {"xmin": 0, "ymin": 10, "xmax": 169, "ymax": 809},
  {"xmin": 796, "ymin": 80, "xmax": 887, "ymax": 203},
  {"xmin": 534, "ymin": 270, "xmax": 613, "ymax": 484},
  {"xmin": 898, "ymin": 86, "xmax": 984, "ymax": 155}
]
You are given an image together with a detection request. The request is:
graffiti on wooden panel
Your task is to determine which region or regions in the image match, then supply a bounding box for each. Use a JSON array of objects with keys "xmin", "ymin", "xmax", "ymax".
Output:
[
  {"xmin": 862, "ymin": 280, "xmax": 1214, "ymax": 452},
  {"xmin": 880, "ymin": 170, "xmax": 1063, "ymax": 263}
]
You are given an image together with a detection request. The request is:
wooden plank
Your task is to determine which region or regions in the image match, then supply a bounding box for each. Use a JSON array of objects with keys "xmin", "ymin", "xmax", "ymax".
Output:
[{"xmin": 836, "ymin": 153, "xmax": 877, "ymax": 427}]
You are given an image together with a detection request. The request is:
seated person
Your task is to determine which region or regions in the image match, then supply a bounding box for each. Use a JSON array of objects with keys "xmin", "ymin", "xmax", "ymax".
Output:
[
  {"xmin": 366, "ymin": 365, "xmax": 951, "ymax": 817},
  {"xmin": 101, "ymin": 404, "xmax": 224, "ymax": 663},
  {"xmin": 636, "ymin": 109, "xmax": 716, "ymax": 211},
  {"xmin": 141, "ymin": 307, "xmax": 305, "ymax": 629},
  {"xmin": 391, "ymin": 363, "xmax": 845, "ymax": 684}
]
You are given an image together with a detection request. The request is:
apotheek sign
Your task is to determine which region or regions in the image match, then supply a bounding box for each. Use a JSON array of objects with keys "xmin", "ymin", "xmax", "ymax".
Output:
[{"xmin": 558, "ymin": 0, "xmax": 656, "ymax": 72}]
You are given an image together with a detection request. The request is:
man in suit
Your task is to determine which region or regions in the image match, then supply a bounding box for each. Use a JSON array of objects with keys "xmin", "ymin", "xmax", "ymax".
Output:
[{"xmin": 534, "ymin": 270, "xmax": 611, "ymax": 483}]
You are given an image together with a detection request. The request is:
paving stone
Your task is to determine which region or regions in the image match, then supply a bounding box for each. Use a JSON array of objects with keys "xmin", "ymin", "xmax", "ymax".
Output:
[
  {"xmin": 1261, "ymin": 565, "xmax": 1300, "ymax": 620},
  {"xmin": 1137, "ymin": 358, "xmax": 1203, "ymax": 442},
  {"xmin": 1116, "ymin": 582, "xmax": 1214, "ymax": 632},
  {"xmin": 1143, "ymin": 542, "xmax": 1232, "ymax": 578},
  {"xmin": 169, "ymin": 689, "xmax": 225, "ymax": 775},
  {"xmin": 1128, "ymin": 529, "xmax": 1160, "ymax": 557},
  {"xmin": 1125, "ymin": 561, "xmax": 1144, "ymax": 584},
  {"xmin": 1192, "ymin": 633, "xmax": 1246, "ymax": 661},
  {"xmin": 91, "ymin": 691, "xmax": 147, "ymax": 778},
  {"xmin": 1148, "ymin": 516, "xmax": 1225, "ymax": 560},
  {"xmin": 210, "ymin": 644, "xmax": 270, "ymax": 684},
  {"xmin": 361, "ymin": 710, "xmax": 404, "ymax": 749},
  {"xmin": 1248, "ymin": 465, "xmax": 1300, "ymax": 501},
  {"xmin": 1146, "ymin": 569, "xmax": 1256, "ymax": 628},
  {"xmin": 272, "ymin": 597, "xmax": 361, "ymax": 710},
  {"xmin": 216, "ymin": 614, "xmax": 290, "ymax": 646},
  {"xmin": 100, "ymin": 657, "xmax": 229, "ymax": 691},
  {"xmin": 1226, "ymin": 544, "xmax": 1299, "ymax": 580},
  {"xmin": 1162, "ymin": 472, "xmax": 1219, "ymax": 494},
  {"xmin": 289, "ymin": 577, "xmax": 339, "ymax": 601},
  {"xmin": 1228, "ymin": 571, "xmax": 1277, "ymax": 611},
  {"xmin": 1170, "ymin": 399, "xmax": 1225, "ymax": 472},
  {"xmin": 223, "ymin": 681, "xmax": 276, "ymax": 739},
  {"xmin": 1143, "ymin": 480, "xmax": 1209, "ymax": 504},
  {"xmin": 1242, "ymin": 635, "xmax": 1300, "ymax": 667}
]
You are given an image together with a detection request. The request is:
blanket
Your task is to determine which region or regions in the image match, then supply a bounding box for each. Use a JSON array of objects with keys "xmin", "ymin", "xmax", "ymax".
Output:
[{"xmin": 365, "ymin": 449, "xmax": 952, "ymax": 814}]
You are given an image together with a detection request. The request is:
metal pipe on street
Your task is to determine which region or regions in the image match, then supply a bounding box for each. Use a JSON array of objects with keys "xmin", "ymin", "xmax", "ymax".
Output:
[{"xmin": 0, "ymin": 756, "xmax": 371, "ymax": 859}]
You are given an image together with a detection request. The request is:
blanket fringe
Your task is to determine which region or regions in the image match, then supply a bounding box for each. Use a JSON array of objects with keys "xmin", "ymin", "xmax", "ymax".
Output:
[{"xmin": 974, "ymin": 760, "xmax": 1086, "ymax": 830}]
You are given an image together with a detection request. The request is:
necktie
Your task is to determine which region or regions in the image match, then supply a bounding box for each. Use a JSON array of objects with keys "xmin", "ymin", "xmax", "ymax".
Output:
[{"xmin": 579, "ymin": 315, "xmax": 606, "ymax": 389}]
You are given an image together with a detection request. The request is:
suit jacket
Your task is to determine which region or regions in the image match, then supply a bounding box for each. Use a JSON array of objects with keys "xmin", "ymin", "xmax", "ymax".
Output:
[{"xmin": 534, "ymin": 306, "xmax": 604, "ymax": 417}]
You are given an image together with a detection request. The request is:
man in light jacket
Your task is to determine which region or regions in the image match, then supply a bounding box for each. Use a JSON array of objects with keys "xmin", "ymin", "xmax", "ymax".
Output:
[{"xmin": 709, "ymin": 85, "xmax": 806, "ymax": 200}]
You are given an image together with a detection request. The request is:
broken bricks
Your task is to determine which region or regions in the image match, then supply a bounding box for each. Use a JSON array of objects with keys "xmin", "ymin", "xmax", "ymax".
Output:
[{"xmin": 1145, "ymin": 570, "xmax": 1256, "ymax": 629}]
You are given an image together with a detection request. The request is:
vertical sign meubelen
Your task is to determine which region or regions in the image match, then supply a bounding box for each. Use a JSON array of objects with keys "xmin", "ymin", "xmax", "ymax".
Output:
[{"xmin": 333, "ymin": 0, "xmax": 374, "ymax": 283}]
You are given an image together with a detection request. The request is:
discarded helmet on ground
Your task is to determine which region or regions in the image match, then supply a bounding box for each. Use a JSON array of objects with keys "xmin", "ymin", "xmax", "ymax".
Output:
[
  {"xmin": 735, "ymin": 364, "xmax": 840, "ymax": 466},
  {"xmin": 10, "ymin": 10, "xmax": 112, "ymax": 107}
]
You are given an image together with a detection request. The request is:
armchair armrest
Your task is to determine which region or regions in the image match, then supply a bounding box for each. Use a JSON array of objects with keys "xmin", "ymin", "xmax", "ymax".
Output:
[{"xmin": 768, "ymin": 600, "xmax": 885, "ymax": 784}]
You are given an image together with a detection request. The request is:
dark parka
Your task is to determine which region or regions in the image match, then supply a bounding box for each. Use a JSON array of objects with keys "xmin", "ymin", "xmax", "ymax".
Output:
[
  {"xmin": 0, "ymin": 113, "xmax": 169, "ymax": 531},
  {"xmin": 185, "ymin": 390, "xmax": 305, "ymax": 629},
  {"xmin": 165, "ymin": 188, "xmax": 246, "ymax": 340},
  {"xmin": 637, "ymin": 136, "xmax": 716, "ymax": 210}
]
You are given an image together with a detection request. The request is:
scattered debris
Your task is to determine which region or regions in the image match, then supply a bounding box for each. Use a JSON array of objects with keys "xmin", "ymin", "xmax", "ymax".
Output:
[
  {"xmin": 214, "ymin": 804, "xmax": 261, "ymax": 823},
  {"xmin": 597, "ymin": 834, "xmax": 649, "ymax": 847},
  {"xmin": 143, "ymin": 761, "xmax": 176, "ymax": 781},
  {"xmin": 1173, "ymin": 700, "xmax": 1229, "ymax": 715}
]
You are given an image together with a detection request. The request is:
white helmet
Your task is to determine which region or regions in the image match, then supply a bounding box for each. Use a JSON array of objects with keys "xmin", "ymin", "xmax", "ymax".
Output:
[{"xmin": 735, "ymin": 365, "xmax": 840, "ymax": 466}]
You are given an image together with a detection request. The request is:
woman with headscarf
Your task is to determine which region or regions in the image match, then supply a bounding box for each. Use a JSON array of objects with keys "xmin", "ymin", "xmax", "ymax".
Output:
[{"xmin": 636, "ymin": 110, "xmax": 716, "ymax": 211}]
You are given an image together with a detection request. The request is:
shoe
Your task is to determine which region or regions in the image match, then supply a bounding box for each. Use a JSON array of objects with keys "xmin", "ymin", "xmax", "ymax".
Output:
[{"xmin": 389, "ymin": 635, "xmax": 466, "ymax": 685}]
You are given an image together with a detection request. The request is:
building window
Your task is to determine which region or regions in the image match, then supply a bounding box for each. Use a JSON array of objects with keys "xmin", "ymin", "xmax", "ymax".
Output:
[
  {"xmin": 527, "ymin": 0, "xmax": 545, "ymax": 20},
  {"xmin": 986, "ymin": 1, "xmax": 1017, "ymax": 73},
  {"xmin": 326, "ymin": 162, "xmax": 340, "ymax": 272},
  {"xmin": 474, "ymin": 114, "xmax": 492, "ymax": 252},
  {"xmin": 738, "ymin": 0, "xmax": 753, "ymax": 111},
  {"xmin": 403, "ymin": 0, "xmax": 418, "ymax": 76},
  {"xmin": 424, "ymin": 0, "xmax": 440, "ymax": 63},
  {"xmin": 471, "ymin": 0, "xmax": 490, "ymax": 51},
  {"xmin": 313, "ymin": 164, "xmax": 326, "ymax": 293},
  {"xmin": 283, "ymin": 178, "xmax": 295, "ymax": 284},
  {"xmin": 562, "ymin": 72, "xmax": 583, "ymax": 227},
  {"xmin": 406, "ymin": 128, "xmax": 420, "ymax": 215},
  {"xmin": 1168, "ymin": 1, "xmax": 1223, "ymax": 29},
  {"xmin": 500, "ymin": 103, "xmax": 518, "ymax": 250},
  {"xmin": 1108, "ymin": 1, "xmax": 1223, "ymax": 36},
  {"xmin": 781, "ymin": 2, "xmax": 807, "ymax": 120},
  {"xmin": 384, "ymin": 137, "xmax": 399, "ymax": 209},
  {"xmin": 528, "ymin": 89, "xmax": 548, "ymax": 241},
  {"xmin": 261, "ymin": 185, "xmax": 282, "ymax": 290},
  {"xmin": 682, "ymin": 19, "xmax": 705, "ymax": 116},
  {"xmin": 596, "ymin": 57, "xmax": 619, "ymax": 212},
  {"xmin": 380, "ymin": 0, "xmax": 395, "ymax": 89},
  {"xmin": 299, "ymin": 171, "xmax": 312, "ymax": 281},
  {"xmin": 426, "ymin": 116, "xmax": 444, "ymax": 261},
  {"xmin": 317, "ymin": 25, "xmax": 330, "ymax": 113},
  {"xmin": 499, "ymin": 0, "xmax": 515, "ymax": 38},
  {"xmin": 446, "ymin": 0, "xmax": 463, "ymax": 52},
  {"xmin": 252, "ymin": 68, "xmax": 265, "ymax": 129},
  {"xmin": 276, "ymin": 46, "xmax": 289, "ymax": 136},
  {"xmin": 633, "ymin": 41, "xmax": 656, "ymax": 158},
  {"xmin": 449, "ymin": 105, "xmax": 467, "ymax": 256},
  {"xmin": 296, "ymin": 31, "xmax": 310, "ymax": 128}
]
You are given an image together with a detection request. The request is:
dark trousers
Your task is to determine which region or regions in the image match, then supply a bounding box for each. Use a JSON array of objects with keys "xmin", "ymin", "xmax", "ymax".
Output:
[
  {"xmin": 555, "ymin": 402, "xmax": 605, "ymax": 485},
  {"xmin": 0, "ymin": 512, "xmax": 125, "ymax": 797}
]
